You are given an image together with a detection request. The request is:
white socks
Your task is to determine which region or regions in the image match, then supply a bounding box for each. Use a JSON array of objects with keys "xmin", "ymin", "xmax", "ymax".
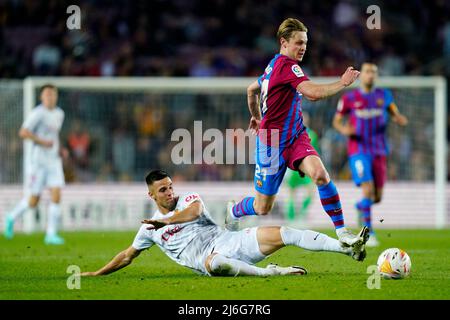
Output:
[
  {"xmin": 8, "ymin": 199, "xmax": 62, "ymax": 237},
  {"xmin": 46, "ymin": 202, "xmax": 61, "ymax": 237},
  {"xmin": 280, "ymin": 227, "xmax": 349, "ymax": 255},
  {"xmin": 8, "ymin": 198, "xmax": 34, "ymax": 221},
  {"xmin": 209, "ymin": 254, "xmax": 277, "ymax": 277}
]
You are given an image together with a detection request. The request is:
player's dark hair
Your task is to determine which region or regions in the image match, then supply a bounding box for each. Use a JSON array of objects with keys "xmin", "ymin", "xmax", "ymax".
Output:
[
  {"xmin": 360, "ymin": 62, "xmax": 377, "ymax": 69},
  {"xmin": 40, "ymin": 83, "xmax": 57, "ymax": 94},
  {"xmin": 145, "ymin": 170, "xmax": 170, "ymax": 185},
  {"xmin": 277, "ymin": 18, "xmax": 308, "ymax": 43}
]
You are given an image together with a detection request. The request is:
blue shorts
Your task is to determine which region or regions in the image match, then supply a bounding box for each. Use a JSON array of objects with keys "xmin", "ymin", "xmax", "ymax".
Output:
[
  {"xmin": 253, "ymin": 136, "xmax": 287, "ymax": 196},
  {"xmin": 349, "ymin": 153, "xmax": 387, "ymax": 188},
  {"xmin": 349, "ymin": 154, "xmax": 373, "ymax": 186},
  {"xmin": 253, "ymin": 131, "xmax": 318, "ymax": 196}
]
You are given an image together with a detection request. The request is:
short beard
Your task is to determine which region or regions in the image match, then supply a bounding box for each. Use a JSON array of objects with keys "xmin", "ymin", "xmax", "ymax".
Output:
[
  {"xmin": 164, "ymin": 197, "xmax": 178, "ymax": 211},
  {"xmin": 364, "ymin": 82, "xmax": 374, "ymax": 90}
]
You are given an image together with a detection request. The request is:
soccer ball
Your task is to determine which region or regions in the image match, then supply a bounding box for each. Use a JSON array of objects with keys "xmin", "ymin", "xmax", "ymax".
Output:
[{"xmin": 377, "ymin": 248, "xmax": 411, "ymax": 279}]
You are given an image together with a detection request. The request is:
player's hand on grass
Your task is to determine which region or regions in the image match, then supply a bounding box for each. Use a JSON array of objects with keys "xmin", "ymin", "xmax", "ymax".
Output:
[
  {"xmin": 80, "ymin": 271, "xmax": 98, "ymax": 276},
  {"xmin": 340, "ymin": 67, "xmax": 360, "ymax": 87},
  {"xmin": 248, "ymin": 116, "xmax": 261, "ymax": 135},
  {"xmin": 141, "ymin": 219, "xmax": 168, "ymax": 230}
]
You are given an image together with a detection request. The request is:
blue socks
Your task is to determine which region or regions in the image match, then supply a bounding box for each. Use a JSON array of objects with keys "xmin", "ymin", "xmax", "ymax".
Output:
[
  {"xmin": 232, "ymin": 197, "xmax": 257, "ymax": 218},
  {"xmin": 318, "ymin": 181, "xmax": 345, "ymax": 230},
  {"xmin": 357, "ymin": 198, "xmax": 374, "ymax": 234}
]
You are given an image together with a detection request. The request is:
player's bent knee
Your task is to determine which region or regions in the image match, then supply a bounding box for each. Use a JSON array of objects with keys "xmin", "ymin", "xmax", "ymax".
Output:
[
  {"xmin": 311, "ymin": 170, "xmax": 330, "ymax": 186},
  {"xmin": 206, "ymin": 254, "xmax": 236, "ymax": 277}
]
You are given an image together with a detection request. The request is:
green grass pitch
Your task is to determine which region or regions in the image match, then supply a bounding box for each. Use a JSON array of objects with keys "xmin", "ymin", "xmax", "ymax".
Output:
[{"xmin": 1, "ymin": 229, "xmax": 449, "ymax": 300}]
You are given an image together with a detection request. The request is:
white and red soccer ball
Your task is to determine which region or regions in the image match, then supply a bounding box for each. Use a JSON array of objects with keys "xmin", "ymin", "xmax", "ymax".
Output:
[{"xmin": 377, "ymin": 248, "xmax": 411, "ymax": 279}]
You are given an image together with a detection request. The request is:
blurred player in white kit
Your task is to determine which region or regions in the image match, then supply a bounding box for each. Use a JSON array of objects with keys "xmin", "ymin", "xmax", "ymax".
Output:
[
  {"xmin": 4, "ymin": 84, "xmax": 66, "ymax": 245},
  {"xmin": 81, "ymin": 170, "xmax": 368, "ymax": 278}
]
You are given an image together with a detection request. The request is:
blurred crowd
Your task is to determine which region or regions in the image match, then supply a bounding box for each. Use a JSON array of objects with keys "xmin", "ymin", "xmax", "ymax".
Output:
[
  {"xmin": 58, "ymin": 92, "xmax": 255, "ymax": 183},
  {"xmin": 0, "ymin": 0, "xmax": 449, "ymax": 78},
  {"xmin": 52, "ymin": 89, "xmax": 434, "ymax": 183},
  {"xmin": 0, "ymin": 0, "xmax": 449, "ymax": 182}
]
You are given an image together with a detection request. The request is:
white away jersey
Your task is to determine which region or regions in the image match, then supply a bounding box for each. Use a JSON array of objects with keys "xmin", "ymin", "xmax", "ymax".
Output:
[
  {"xmin": 22, "ymin": 104, "xmax": 64, "ymax": 163},
  {"xmin": 132, "ymin": 192, "xmax": 225, "ymax": 274}
]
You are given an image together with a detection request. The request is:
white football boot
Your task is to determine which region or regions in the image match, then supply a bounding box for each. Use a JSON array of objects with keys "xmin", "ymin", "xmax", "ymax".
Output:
[
  {"xmin": 266, "ymin": 263, "xmax": 308, "ymax": 276},
  {"xmin": 337, "ymin": 227, "xmax": 360, "ymax": 247},
  {"xmin": 224, "ymin": 200, "xmax": 240, "ymax": 231},
  {"xmin": 349, "ymin": 226, "xmax": 370, "ymax": 261}
]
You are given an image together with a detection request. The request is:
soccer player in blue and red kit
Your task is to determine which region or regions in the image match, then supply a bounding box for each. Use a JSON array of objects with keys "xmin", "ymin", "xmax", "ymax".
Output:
[
  {"xmin": 333, "ymin": 63, "xmax": 408, "ymax": 247},
  {"xmin": 225, "ymin": 18, "xmax": 369, "ymax": 251}
]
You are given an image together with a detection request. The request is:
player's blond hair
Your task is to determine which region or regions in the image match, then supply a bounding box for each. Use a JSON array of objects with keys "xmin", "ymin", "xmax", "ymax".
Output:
[{"xmin": 277, "ymin": 18, "xmax": 308, "ymax": 43}]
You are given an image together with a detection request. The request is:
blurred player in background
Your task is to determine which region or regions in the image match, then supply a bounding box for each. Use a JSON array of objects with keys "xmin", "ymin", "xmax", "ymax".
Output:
[
  {"xmin": 333, "ymin": 63, "xmax": 408, "ymax": 247},
  {"xmin": 226, "ymin": 18, "xmax": 364, "ymax": 248},
  {"xmin": 81, "ymin": 170, "xmax": 368, "ymax": 278},
  {"xmin": 3, "ymin": 84, "xmax": 66, "ymax": 245},
  {"xmin": 284, "ymin": 112, "xmax": 319, "ymax": 223}
]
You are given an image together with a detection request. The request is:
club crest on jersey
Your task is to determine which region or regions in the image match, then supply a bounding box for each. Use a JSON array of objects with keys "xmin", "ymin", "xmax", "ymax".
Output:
[
  {"xmin": 377, "ymin": 98, "xmax": 384, "ymax": 107},
  {"xmin": 256, "ymin": 180, "xmax": 263, "ymax": 188},
  {"xmin": 291, "ymin": 64, "xmax": 304, "ymax": 77}
]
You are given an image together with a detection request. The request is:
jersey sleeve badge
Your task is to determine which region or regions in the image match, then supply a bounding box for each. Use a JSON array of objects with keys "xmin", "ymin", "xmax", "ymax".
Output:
[{"xmin": 291, "ymin": 64, "xmax": 304, "ymax": 77}]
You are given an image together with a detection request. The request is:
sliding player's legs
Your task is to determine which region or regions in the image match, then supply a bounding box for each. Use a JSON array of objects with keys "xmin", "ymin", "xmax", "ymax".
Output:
[
  {"xmin": 205, "ymin": 225, "xmax": 368, "ymax": 277},
  {"xmin": 256, "ymin": 226, "xmax": 364, "ymax": 258},
  {"xmin": 205, "ymin": 227, "xmax": 305, "ymax": 277}
]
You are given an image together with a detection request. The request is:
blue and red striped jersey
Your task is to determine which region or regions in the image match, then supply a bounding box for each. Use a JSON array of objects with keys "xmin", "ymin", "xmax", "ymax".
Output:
[{"xmin": 336, "ymin": 88, "xmax": 395, "ymax": 156}]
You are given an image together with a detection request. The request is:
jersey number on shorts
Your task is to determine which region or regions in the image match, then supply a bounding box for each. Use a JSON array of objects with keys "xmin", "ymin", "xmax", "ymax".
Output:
[
  {"xmin": 255, "ymin": 164, "xmax": 268, "ymax": 181},
  {"xmin": 355, "ymin": 160, "xmax": 365, "ymax": 178}
]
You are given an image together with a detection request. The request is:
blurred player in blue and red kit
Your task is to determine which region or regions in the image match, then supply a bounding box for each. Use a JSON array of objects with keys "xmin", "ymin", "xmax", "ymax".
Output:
[
  {"xmin": 225, "ymin": 18, "xmax": 369, "ymax": 250},
  {"xmin": 333, "ymin": 63, "xmax": 408, "ymax": 247}
]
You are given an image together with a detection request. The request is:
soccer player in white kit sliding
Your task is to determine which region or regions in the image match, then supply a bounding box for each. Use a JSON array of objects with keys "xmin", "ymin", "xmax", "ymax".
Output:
[
  {"xmin": 4, "ymin": 84, "xmax": 66, "ymax": 245},
  {"xmin": 81, "ymin": 170, "xmax": 368, "ymax": 278}
]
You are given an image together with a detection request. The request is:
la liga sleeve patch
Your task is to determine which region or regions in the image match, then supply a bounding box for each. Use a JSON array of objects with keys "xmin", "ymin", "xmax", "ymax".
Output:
[{"xmin": 291, "ymin": 64, "xmax": 304, "ymax": 77}]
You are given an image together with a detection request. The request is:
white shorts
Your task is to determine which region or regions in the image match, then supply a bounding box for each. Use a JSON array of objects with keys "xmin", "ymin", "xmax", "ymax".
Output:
[
  {"xmin": 27, "ymin": 159, "xmax": 65, "ymax": 195},
  {"xmin": 202, "ymin": 227, "xmax": 266, "ymax": 275}
]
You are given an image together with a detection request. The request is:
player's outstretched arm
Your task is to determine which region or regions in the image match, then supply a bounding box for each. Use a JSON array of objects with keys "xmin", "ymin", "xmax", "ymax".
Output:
[
  {"xmin": 142, "ymin": 201, "xmax": 203, "ymax": 230},
  {"xmin": 297, "ymin": 67, "xmax": 360, "ymax": 101},
  {"xmin": 81, "ymin": 246, "xmax": 142, "ymax": 276}
]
